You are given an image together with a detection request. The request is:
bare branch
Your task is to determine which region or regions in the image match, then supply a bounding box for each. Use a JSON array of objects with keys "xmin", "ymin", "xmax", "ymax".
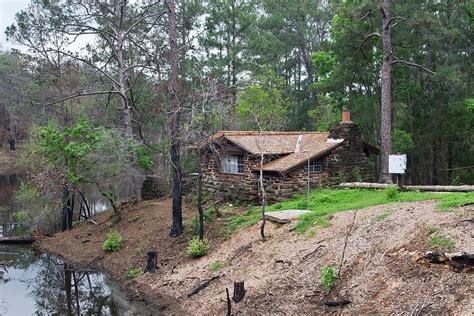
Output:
[
  {"xmin": 359, "ymin": 32, "xmax": 381, "ymax": 49},
  {"xmin": 41, "ymin": 91, "xmax": 126, "ymax": 107},
  {"xmin": 391, "ymin": 58, "xmax": 435, "ymax": 74},
  {"xmin": 389, "ymin": 16, "xmax": 406, "ymax": 28}
]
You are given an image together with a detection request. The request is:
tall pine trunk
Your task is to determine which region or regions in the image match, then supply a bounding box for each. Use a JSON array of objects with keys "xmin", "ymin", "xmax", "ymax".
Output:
[
  {"xmin": 379, "ymin": 0, "xmax": 393, "ymax": 184},
  {"xmin": 167, "ymin": 0, "xmax": 183, "ymax": 237}
]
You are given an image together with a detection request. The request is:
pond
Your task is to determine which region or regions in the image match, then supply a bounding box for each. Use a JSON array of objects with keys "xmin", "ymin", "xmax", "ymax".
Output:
[{"xmin": 0, "ymin": 244, "xmax": 159, "ymax": 315}]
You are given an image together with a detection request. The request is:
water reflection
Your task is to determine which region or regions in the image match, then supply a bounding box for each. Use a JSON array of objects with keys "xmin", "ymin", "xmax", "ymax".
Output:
[{"xmin": 0, "ymin": 245, "xmax": 158, "ymax": 315}]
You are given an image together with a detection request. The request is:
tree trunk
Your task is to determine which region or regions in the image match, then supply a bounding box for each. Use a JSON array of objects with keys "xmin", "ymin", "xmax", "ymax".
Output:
[
  {"xmin": 64, "ymin": 265, "xmax": 73, "ymax": 316},
  {"xmin": 379, "ymin": 0, "xmax": 393, "ymax": 184},
  {"xmin": 115, "ymin": 1, "xmax": 133, "ymax": 137},
  {"xmin": 167, "ymin": 0, "xmax": 183, "ymax": 237},
  {"xmin": 197, "ymin": 171, "xmax": 204, "ymax": 241}
]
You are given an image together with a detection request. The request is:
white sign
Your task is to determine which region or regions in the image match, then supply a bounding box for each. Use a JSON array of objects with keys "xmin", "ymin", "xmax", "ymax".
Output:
[{"xmin": 389, "ymin": 154, "xmax": 407, "ymax": 174}]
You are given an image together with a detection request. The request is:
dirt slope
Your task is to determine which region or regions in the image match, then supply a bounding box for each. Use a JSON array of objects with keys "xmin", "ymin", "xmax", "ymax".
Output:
[{"xmin": 38, "ymin": 198, "xmax": 473, "ymax": 315}]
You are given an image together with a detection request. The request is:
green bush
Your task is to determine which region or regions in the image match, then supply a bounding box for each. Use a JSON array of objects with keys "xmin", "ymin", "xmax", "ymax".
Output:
[
  {"xmin": 13, "ymin": 210, "xmax": 28, "ymax": 224},
  {"xmin": 429, "ymin": 235, "xmax": 455, "ymax": 249},
  {"xmin": 127, "ymin": 267, "xmax": 143, "ymax": 279},
  {"xmin": 320, "ymin": 265, "xmax": 337, "ymax": 291},
  {"xmin": 187, "ymin": 237, "xmax": 209, "ymax": 258},
  {"xmin": 102, "ymin": 231, "xmax": 123, "ymax": 252},
  {"xmin": 208, "ymin": 261, "xmax": 224, "ymax": 272},
  {"xmin": 384, "ymin": 186, "xmax": 399, "ymax": 200}
]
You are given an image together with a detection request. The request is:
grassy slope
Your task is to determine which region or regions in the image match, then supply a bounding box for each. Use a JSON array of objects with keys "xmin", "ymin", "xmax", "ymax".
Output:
[{"xmin": 226, "ymin": 188, "xmax": 474, "ymax": 234}]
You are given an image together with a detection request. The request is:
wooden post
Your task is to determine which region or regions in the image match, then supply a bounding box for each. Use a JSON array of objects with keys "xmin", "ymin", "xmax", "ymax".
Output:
[
  {"xmin": 232, "ymin": 281, "xmax": 245, "ymax": 302},
  {"xmin": 397, "ymin": 174, "xmax": 404, "ymax": 191}
]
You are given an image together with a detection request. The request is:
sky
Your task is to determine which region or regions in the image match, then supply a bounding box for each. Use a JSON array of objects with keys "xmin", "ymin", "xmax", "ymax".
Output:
[{"xmin": 0, "ymin": 0, "xmax": 30, "ymax": 51}]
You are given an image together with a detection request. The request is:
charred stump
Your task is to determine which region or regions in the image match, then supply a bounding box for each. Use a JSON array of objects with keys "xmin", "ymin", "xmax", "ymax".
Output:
[
  {"xmin": 232, "ymin": 281, "xmax": 245, "ymax": 302},
  {"xmin": 146, "ymin": 251, "xmax": 158, "ymax": 272}
]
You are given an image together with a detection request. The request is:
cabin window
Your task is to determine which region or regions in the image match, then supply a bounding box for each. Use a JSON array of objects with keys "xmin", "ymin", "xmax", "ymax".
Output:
[
  {"xmin": 309, "ymin": 159, "xmax": 323, "ymax": 173},
  {"xmin": 220, "ymin": 155, "xmax": 244, "ymax": 174}
]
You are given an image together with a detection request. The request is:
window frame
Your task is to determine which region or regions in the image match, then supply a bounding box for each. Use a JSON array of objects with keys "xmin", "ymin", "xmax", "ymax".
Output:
[
  {"xmin": 220, "ymin": 154, "xmax": 244, "ymax": 174},
  {"xmin": 308, "ymin": 158, "xmax": 323, "ymax": 173}
]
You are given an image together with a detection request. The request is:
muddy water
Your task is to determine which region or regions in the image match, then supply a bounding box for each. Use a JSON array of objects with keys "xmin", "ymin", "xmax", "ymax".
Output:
[{"xmin": 0, "ymin": 244, "xmax": 159, "ymax": 315}]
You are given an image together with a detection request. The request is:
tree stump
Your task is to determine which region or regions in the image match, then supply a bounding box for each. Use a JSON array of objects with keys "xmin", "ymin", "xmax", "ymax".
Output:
[
  {"xmin": 232, "ymin": 281, "xmax": 245, "ymax": 302},
  {"xmin": 146, "ymin": 251, "xmax": 157, "ymax": 272}
]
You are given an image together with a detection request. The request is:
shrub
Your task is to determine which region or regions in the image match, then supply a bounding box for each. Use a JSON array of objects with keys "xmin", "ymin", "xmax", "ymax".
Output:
[
  {"xmin": 426, "ymin": 225, "xmax": 440, "ymax": 234},
  {"xmin": 102, "ymin": 231, "xmax": 123, "ymax": 252},
  {"xmin": 384, "ymin": 186, "xmax": 399, "ymax": 200},
  {"xmin": 429, "ymin": 235, "xmax": 455, "ymax": 249},
  {"xmin": 187, "ymin": 237, "xmax": 209, "ymax": 258},
  {"xmin": 127, "ymin": 267, "xmax": 143, "ymax": 279},
  {"xmin": 13, "ymin": 210, "xmax": 29, "ymax": 224},
  {"xmin": 208, "ymin": 261, "xmax": 224, "ymax": 272},
  {"xmin": 320, "ymin": 265, "xmax": 337, "ymax": 291}
]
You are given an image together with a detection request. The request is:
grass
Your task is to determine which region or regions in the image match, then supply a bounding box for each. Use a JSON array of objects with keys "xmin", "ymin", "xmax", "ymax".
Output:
[
  {"xmin": 372, "ymin": 210, "xmax": 393, "ymax": 222},
  {"xmin": 127, "ymin": 267, "xmax": 143, "ymax": 279},
  {"xmin": 208, "ymin": 261, "xmax": 224, "ymax": 272},
  {"xmin": 428, "ymin": 235, "xmax": 455, "ymax": 249},
  {"xmin": 225, "ymin": 189, "xmax": 474, "ymax": 234},
  {"xmin": 426, "ymin": 225, "xmax": 440, "ymax": 234}
]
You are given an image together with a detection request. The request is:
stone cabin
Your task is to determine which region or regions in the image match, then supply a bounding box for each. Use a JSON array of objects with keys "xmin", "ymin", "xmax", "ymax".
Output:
[{"xmin": 200, "ymin": 111, "xmax": 379, "ymax": 202}]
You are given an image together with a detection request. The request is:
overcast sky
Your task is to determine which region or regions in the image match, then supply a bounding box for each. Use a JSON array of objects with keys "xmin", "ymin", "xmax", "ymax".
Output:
[{"xmin": 0, "ymin": 0, "xmax": 30, "ymax": 50}]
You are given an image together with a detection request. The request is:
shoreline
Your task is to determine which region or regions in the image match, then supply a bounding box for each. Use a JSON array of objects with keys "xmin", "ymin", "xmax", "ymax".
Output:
[{"xmin": 34, "ymin": 242, "xmax": 165, "ymax": 313}]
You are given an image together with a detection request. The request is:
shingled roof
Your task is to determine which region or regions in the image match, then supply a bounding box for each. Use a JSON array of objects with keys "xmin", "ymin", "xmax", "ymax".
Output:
[{"xmin": 210, "ymin": 131, "xmax": 344, "ymax": 173}]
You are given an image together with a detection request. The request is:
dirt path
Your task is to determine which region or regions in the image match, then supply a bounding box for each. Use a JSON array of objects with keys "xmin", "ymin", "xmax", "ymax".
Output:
[{"xmin": 38, "ymin": 199, "xmax": 473, "ymax": 314}]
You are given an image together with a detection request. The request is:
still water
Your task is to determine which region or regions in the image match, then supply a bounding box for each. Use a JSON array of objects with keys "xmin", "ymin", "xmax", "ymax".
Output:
[
  {"xmin": 0, "ymin": 172, "xmax": 158, "ymax": 315},
  {"xmin": 0, "ymin": 244, "xmax": 159, "ymax": 315}
]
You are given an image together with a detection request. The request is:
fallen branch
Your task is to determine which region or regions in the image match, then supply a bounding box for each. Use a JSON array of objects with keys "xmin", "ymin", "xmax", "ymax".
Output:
[
  {"xmin": 301, "ymin": 245, "xmax": 325, "ymax": 262},
  {"xmin": 339, "ymin": 182, "xmax": 474, "ymax": 192},
  {"xmin": 324, "ymin": 299, "xmax": 351, "ymax": 307},
  {"xmin": 187, "ymin": 276, "xmax": 220, "ymax": 297},
  {"xmin": 87, "ymin": 219, "xmax": 99, "ymax": 225},
  {"xmin": 338, "ymin": 211, "xmax": 357, "ymax": 277}
]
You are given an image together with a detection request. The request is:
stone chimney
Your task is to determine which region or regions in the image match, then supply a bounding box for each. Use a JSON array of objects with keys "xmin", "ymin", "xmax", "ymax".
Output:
[{"xmin": 328, "ymin": 110, "xmax": 362, "ymax": 150}]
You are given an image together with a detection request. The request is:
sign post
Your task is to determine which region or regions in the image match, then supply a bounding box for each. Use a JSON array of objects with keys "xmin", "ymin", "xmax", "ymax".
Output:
[{"xmin": 389, "ymin": 154, "xmax": 407, "ymax": 191}]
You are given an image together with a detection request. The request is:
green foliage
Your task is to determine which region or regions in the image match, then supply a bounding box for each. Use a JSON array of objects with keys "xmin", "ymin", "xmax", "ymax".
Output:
[
  {"xmin": 192, "ymin": 209, "xmax": 215, "ymax": 236},
  {"xmin": 428, "ymin": 235, "xmax": 455, "ymax": 249},
  {"xmin": 102, "ymin": 231, "xmax": 123, "ymax": 252},
  {"xmin": 225, "ymin": 207, "xmax": 261, "ymax": 235},
  {"xmin": 392, "ymin": 129, "xmax": 413, "ymax": 153},
  {"xmin": 236, "ymin": 70, "xmax": 289, "ymax": 129},
  {"xmin": 208, "ymin": 261, "xmax": 224, "ymax": 272},
  {"xmin": 135, "ymin": 147, "xmax": 155, "ymax": 171},
  {"xmin": 426, "ymin": 225, "xmax": 440, "ymax": 234},
  {"xmin": 13, "ymin": 210, "xmax": 29, "ymax": 224},
  {"xmin": 320, "ymin": 266, "xmax": 337, "ymax": 291},
  {"xmin": 187, "ymin": 237, "xmax": 209, "ymax": 258},
  {"xmin": 384, "ymin": 186, "xmax": 399, "ymax": 200},
  {"xmin": 372, "ymin": 210, "xmax": 392, "ymax": 222},
  {"xmin": 127, "ymin": 268, "xmax": 143, "ymax": 279}
]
